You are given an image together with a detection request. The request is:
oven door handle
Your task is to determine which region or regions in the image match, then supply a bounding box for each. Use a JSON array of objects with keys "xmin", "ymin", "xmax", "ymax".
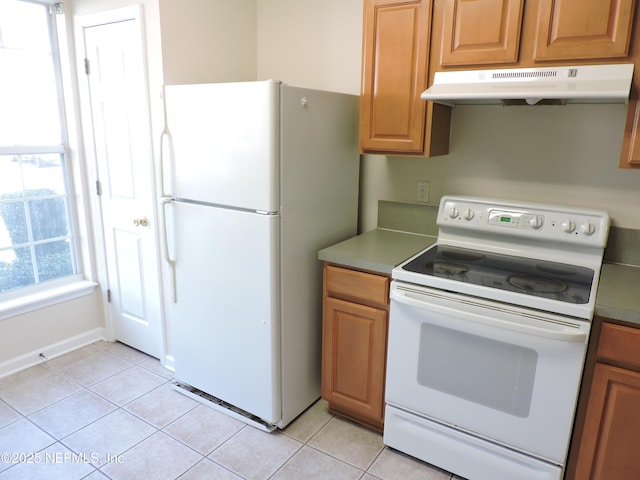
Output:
[{"xmin": 391, "ymin": 286, "xmax": 588, "ymax": 343}]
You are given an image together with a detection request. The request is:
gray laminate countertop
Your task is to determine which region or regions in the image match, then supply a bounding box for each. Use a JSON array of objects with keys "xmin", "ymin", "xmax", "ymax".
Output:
[
  {"xmin": 319, "ymin": 230, "xmax": 640, "ymax": 326},
  {"xmin": 320, "ymin": 201, "xmax": 640, "ymax": 326},
  {"xmin": 318, "ymin": 228, "xmax": 436, "ymax": 276},
  {"xmin": 595, "ymin": 263, "xmax": 640, "ymax": 325}
]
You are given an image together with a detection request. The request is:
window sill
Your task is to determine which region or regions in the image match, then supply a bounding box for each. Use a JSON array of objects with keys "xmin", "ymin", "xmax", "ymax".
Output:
[{"xmin": 0, "ymin": 280, "xmax": 98, "ymax": 321}]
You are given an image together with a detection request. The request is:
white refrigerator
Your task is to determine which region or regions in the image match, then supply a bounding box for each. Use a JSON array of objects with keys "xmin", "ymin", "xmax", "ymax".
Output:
[{"xmin": 160, "ymin": 80, "xmax": 359, "ymax": 430}]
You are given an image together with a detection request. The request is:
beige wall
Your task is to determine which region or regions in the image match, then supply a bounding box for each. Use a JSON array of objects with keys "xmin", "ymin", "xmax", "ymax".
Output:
[
  {"xmin": 160, "ymin": 0, "xmax": 257, "ymax": 85},
  {"xmin": 360, "ymin": 104, "xmax": 640, "ymax": 230},
  {"xmin": 0, "ymin": 293, "xmax": 103, "ymax": 368},
  {"xmin": 6, "ymin": 0, "xmax": 637, "ymax": 371},
  {"xmin": 255, "ymin": 0, "xmax": 640, "ymax": 232},
  {"xmin": 256, "ymin": 0, "xmax": 362, "ymax": 95},
  {"xmin": 66, "ymin": 2, "xmax": 640, "ymax": 243},
  {"xmin": 0, "ymin": 0, "xmax": 134, "ymax": 371}
]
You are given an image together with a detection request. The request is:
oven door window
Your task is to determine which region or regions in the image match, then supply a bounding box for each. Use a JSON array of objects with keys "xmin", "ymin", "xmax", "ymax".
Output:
[{"xmin": 417, "ymin": 323, "xmax": 537, "ymax": 417}]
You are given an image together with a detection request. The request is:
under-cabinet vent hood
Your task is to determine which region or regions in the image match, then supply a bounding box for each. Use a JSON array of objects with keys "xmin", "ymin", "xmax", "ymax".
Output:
[{"xmin": 421, "ymin": 64, "xmax": 634, "ymax": 106}]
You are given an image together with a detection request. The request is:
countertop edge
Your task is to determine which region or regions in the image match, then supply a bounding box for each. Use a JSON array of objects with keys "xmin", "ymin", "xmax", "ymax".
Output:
[
  {"xmin": 318, "ymin": 229, "xmax": 436, "ymax": 276},
  {"xmin": 595, "ymin": 263, "xmax": 640, "ymax": 325},
  {"xmin": 319, "ymin": 231, "xmax": 640, "ymax": 326}
]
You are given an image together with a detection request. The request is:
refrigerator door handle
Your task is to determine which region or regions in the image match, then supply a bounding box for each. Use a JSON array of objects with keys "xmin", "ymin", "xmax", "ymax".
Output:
[
  {"xmin": 160, "ymin": 85, "xmax": 174, "ymax": 199},
  {"xmin": 159, "ymin": 129, "xmax": 169, "ymax": 198},
  {"xmin": 161, "ymin": 198, "xmax": 177, "ymax": 302}
]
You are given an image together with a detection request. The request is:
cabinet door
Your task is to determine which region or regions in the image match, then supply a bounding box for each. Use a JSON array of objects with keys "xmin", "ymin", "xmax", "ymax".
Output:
[
  {"xmin": 574, "ymin": 363, "xmax": 640, "ymax": 479},
  {"xmin": 534, "ymin": 0, "xmax": 635, "ymax": 61},
  {"xmin": 620, "ymin": 98, "xmax": 640, "ymax": 168},
  {"xmin": 440, "ymin": 0, "xmax": 524, "ymax": 66},
  {"xmin": 322, "ymin": 296, "xmax": 387, "ymax": 428},
  {"xmin": 360, "ymin": 0, "xmax": 432, "ymax": 154}
]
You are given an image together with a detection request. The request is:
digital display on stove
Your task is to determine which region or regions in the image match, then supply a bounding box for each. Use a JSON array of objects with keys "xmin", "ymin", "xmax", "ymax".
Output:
[
  {"xmin": 500, "ymin": 217, "xmax": 511, "ymax": 223},
  {"xmin": 401, "ymin": 245, "xmax": 594, "ymax": 304}
]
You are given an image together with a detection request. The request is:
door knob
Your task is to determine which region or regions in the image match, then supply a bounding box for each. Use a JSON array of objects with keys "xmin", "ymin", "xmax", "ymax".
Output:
[{"xmin": 133, "ymin": 217, "xmax": 148, "ymax": 227}]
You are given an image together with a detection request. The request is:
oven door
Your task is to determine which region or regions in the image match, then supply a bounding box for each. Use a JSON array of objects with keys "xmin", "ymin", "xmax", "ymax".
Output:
[{"xmin": 385, "ymin": 281, "xmax": 590, "ymax": 465}]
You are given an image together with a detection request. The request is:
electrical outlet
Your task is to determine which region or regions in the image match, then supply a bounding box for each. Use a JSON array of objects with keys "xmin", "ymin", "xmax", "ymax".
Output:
[{"xmin": 417, "ymin": 181, "xmax": 429, "ymax": 203}]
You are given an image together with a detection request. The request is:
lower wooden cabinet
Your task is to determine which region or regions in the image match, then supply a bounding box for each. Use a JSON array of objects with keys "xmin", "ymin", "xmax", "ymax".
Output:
[
  {"xmin": 321, "ymin": 264, "xmax": 390, "ymax": 431},
  {"xmin": 574, "ymin": 363, "xmax": 640, "ymax": 479},
  {"xmin": 571, "ymin": 320, "xmax": 640, "ymax": 479}
]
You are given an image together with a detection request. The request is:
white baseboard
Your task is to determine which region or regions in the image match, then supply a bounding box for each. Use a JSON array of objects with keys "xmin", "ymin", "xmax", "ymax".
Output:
[{"xmin": 0, "ymin": 327, "xmax": 107, "ymax": 379}]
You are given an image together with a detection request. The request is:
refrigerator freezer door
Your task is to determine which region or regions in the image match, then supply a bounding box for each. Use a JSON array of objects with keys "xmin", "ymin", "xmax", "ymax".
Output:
[
  {"xmin": 170, "ymin": 201, "xmax": 281, "ymax": 424},
  {"xmin": 164, "ymin": 81, "xmax": 280, "ymax": 212}
]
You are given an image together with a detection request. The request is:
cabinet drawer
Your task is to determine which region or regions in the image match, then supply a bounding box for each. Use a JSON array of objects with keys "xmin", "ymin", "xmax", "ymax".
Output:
[
  {"xmin": 325, "ymin": 265, "xmax": 389, "ymax": 307},
  {"xmin": 598, "ymin": 322, "xmax": 640, "ymax": 370}
]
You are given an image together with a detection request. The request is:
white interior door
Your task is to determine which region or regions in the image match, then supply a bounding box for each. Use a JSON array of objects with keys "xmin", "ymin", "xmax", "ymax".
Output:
[{"xmin": 81, "ymin": 8, "xmax": 162, "ymax": 358}]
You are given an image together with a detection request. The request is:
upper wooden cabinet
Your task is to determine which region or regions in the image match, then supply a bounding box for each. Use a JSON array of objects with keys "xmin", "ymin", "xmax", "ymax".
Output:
[
  {"xmin": 363, "ymin": 0, "xmax": 640, "ymax": 167},
  {"xmin": 620, "ymin": 97, "xmax": 640, "ymax": 168},
  {"xmin": 435, "ymin": 0, "xmax": 635, "ymax": 68},
  {"xmin": 620, "ymin": 3, "xmax": 640, "ymax": 169},
  {"xmin": 440, "ymin": 0, "xmax": 524, "ymax": 67},
  {"xmin": 534, "ymin": 0, "xmax": 635, "ymax": 61},
  {"xmin": 359, "ymin": 0, "xmax": 451, "ymax": 156},
  {"xmin": 430, "ymin": 0, "xmax": 640, "ymax": 169}
]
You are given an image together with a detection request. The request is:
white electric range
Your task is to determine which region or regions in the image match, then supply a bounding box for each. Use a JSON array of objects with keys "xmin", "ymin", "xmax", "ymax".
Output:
[{"xmin": 384, "ymin": 196, "xmax": 610, "ymax": 480}]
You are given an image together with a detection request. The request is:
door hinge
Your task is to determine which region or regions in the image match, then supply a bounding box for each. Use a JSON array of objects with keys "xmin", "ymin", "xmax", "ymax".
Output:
[
  {"xmin": 84, "ymin": 58, "xmax": 90, "ymax": 75},
  {"xmin": 106, "ymin": 289, "xmax": 112, "ymax": 303},
  {"xmin": 95, "ymin": 180, "xmax": 102, "ymax": 196}
]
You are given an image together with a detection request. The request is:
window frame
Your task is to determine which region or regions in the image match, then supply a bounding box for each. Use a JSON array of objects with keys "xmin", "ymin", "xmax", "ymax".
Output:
[{"xmin": 0, "ymin": 0, "xmax": 95, "ymax": 316}]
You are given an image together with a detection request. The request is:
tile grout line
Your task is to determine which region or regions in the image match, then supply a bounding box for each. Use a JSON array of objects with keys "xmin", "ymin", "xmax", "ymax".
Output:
[{"xmin": 2, "ymin": 342, "xmax": 455, "ymax": 480}]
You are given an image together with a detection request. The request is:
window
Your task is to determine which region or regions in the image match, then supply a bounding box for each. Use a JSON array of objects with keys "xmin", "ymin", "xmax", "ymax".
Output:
[{"xmin": 0, "ymin": 1, "xmax": 78, "ymax": 295}]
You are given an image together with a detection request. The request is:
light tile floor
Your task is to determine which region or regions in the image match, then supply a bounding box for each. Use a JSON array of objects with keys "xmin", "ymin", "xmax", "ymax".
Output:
[{"xmin": 0, "ymin": 341, "xmax": 462, "ymax": 480}]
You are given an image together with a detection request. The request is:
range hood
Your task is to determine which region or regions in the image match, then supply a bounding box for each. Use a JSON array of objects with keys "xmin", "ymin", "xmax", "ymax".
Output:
[{"xmin": 421, "ymin": 64, "xmax": 634, "ymax": 106}]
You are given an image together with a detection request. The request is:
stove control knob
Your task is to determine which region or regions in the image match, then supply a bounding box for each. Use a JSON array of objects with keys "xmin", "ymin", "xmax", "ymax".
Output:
[
  {"xmin": 580, "ymin": 222, "xmax": 596, "ymax": 236},
  {"xmin": 448, "ymin": 205, "xmax": 459, "ymax": 219},
  {"xmin": 561, "ymin": 219, "xmax": 576, "ymax": 233},
  {"xmin": 528, "ymin": 215, "xmax": 543, "ymax": 229},
  {"xmin": 463, "ymin": 208, "xmax": 474, "ymax": 221}
]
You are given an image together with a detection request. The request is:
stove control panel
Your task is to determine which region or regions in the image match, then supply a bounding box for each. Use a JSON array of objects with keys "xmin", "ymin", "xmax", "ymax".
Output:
[
  {"xmin": 439, "ymin": 196, "xmax": 610, "ymax": 247},
  {"xmin": 487, "ymin": 210, "xmax": 544, "ymax": 230}
]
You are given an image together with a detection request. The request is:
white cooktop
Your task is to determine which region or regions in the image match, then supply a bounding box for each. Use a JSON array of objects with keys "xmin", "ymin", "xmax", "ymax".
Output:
[{"xmin": 393, "ymin": 196, "xmax": 610, "ymax": 319}]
